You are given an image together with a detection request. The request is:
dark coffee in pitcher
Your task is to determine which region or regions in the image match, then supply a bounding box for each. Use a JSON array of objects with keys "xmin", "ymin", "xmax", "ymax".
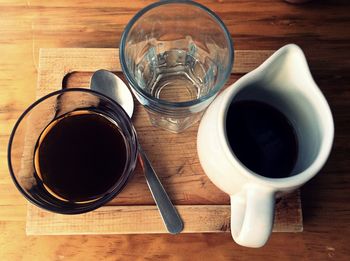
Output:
[{"xmin": 226, "ymin": 100, "xmax": 298, "ymax": 178}]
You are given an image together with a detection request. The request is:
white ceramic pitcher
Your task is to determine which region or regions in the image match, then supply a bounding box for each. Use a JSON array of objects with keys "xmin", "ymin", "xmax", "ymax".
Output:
[{"xmin": 197, "ymin": 44, "xmax": 334, "ymax": 248}]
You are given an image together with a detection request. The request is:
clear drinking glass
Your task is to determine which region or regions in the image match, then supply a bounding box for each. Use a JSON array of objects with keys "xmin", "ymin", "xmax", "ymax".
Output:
[
  {"xmin": 8, "ymin": 89, "xmax": 138, "ymax": 214},
  {"xmin": 120, "ymin": 0, "xmax": 233, "ymax": 133}
]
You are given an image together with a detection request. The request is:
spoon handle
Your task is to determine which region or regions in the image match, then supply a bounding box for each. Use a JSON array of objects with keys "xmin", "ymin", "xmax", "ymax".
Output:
[{"xmin": 138, "ymin": 145, "xmax": 184, "ymax": 234}]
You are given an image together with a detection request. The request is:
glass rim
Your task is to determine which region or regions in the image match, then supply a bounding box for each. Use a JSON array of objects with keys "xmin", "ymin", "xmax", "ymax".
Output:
[
  {"xmin": 7, "ymin": 88, "xmax": 138, "ymax": 214},
  {"xmin": 120, "ymin": 0, "xmax": 234, "ymax": 108}
]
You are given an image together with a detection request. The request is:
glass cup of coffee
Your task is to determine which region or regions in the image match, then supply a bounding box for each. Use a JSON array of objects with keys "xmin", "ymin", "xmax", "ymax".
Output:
[
  {"xmin": 8, "ymin": 88, "xmax": 138, "ymax": 214},
  {"xmin": 120, "ymin": 0, "xmax": 233, "ymax": 133}
]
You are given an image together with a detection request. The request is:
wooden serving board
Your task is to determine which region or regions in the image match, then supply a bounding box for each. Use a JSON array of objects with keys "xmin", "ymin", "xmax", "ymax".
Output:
[{"xmin": 26, "ymin": 48, "xmax": 303, "ymax": 235}]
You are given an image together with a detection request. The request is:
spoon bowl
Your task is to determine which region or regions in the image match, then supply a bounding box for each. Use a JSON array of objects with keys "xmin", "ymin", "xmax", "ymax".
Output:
[{"xmin": 91, "ymin": 70, "xmax": 134, "ymax": 118}]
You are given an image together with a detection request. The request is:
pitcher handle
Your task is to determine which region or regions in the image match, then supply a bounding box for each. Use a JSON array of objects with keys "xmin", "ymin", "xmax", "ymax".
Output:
[{"xmin": 230, "ymin": 186, "xmax": 275, "ymax": 248}]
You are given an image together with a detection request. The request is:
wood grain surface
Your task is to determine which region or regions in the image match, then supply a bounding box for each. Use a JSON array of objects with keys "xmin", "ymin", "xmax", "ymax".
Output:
[
  {"xmin": 1, "ymin": 0, "xmax": 349, "ymax": 260},
  {"xmin": 26, "ymin": 48, "xmax": 302, "ymax": 235}
]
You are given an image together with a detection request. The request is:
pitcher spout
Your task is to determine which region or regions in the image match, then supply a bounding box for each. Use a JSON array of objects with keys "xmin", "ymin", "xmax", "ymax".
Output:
[{"xmin": 257, "ymin": 44, "xmax": 318, "ymax": 93}]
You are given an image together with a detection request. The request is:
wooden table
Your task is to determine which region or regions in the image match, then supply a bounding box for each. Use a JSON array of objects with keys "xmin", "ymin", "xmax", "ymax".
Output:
[{"xmin": 0, "ymin": 0, "xmax": 349, "ymax": 260}]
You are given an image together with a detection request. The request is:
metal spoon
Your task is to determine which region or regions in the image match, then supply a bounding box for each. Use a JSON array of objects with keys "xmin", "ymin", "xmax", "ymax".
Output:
[{"xmin": 90, "ymin": 69, "xmax": 184, "ymax": 234}]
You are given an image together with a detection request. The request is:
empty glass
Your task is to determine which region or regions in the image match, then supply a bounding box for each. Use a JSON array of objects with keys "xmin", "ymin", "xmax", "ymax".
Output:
[{"xmin": 120, "ymin": 0, "xmax": 233, "ymax": 133}]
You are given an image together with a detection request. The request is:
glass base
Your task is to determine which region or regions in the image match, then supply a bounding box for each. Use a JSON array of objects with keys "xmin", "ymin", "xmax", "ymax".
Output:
[{"xmin": 146, "ymin": 110, "xmax": 204, "ymax": 133}]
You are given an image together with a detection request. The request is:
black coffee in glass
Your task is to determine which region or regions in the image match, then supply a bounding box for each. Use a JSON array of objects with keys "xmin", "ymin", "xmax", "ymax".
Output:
[{"xmin": 34, "ymin": 110, "xmax": 127, "ymax": 203}]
